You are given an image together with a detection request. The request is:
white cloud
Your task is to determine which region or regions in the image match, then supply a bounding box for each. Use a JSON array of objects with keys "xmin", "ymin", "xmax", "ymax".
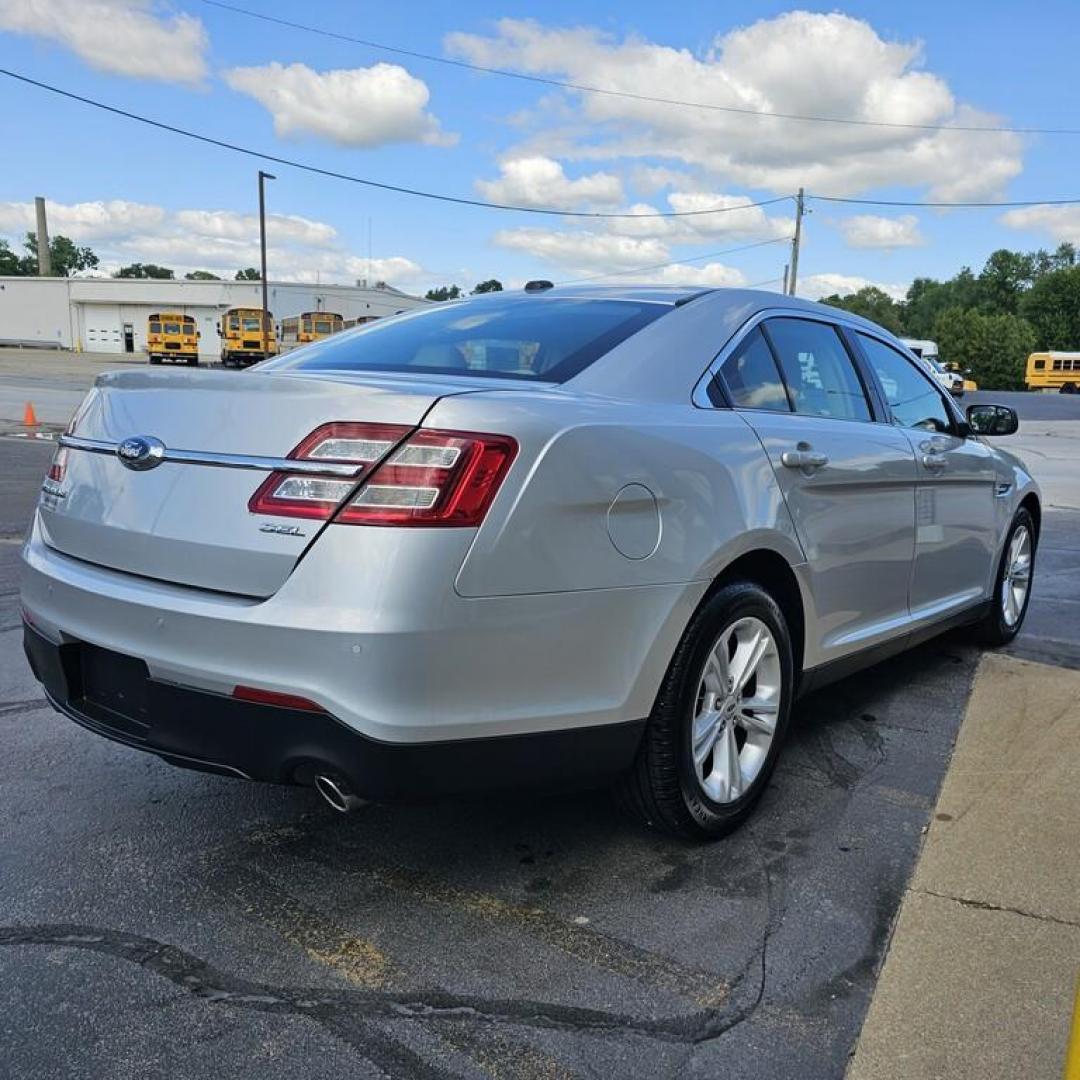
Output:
[
  {"xmin": 223, "ymin": 61, "xmax": 455, "ymax": 148},
  {"xmin": 0, "ymin": 199, "xmax": 166, "ymax": 239},
  {"xmin": 0, "ymin": 198, "xmax": 427, "ymax": 289},
  {"xmin": 630, "ymin": 165, "xmax": 694, "ymax": 195},
  {"xmin": 798, "ymin": 273, "xmax": 907, "ymax": 301},
  {"xmin": 1000, "ymin": 204, "xmax": 1080, "ymax": 244},
  {"xmin": 493, "ymin": 227, "xmax": 668, "ymax": 272},
  {"xmin": 839, "ymin": 214, "xmax": 925, "ymax": 250},
  {"xmin": 0, "ymin": 0, "xmax": 207, "ymax": 84},
  {"xmin": 447, "ymin": 13, "xmax": 1022, "ymax": 200},
  {"xmin": 476, "ymin": 156, "xmax": 623, "ymax": 209},
  {"xmin": 600, "ymin": 191, "xmax": 792, "ymax": 245}
]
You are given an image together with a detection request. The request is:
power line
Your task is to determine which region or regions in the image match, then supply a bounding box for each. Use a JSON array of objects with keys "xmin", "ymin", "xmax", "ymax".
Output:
[
  {"xmin": 556, "ymin": 237, "xmax": 791, "ymax": 285},
  {"xmin": 0, "ymin": 69, "xmax": 793, "ymax": 220},
  {"xmin": 809, "ymin": 193, "xmax": 1080, "ymax": 209},
  {"xmin": 199, "ymin": 0, "xmax": 1080, "ymax": 138}
]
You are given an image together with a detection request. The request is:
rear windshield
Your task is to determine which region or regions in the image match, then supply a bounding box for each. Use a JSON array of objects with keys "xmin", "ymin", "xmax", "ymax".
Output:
[{"xmin": 261, "ymin": 297, "xmax": 667, "ymax": 383}]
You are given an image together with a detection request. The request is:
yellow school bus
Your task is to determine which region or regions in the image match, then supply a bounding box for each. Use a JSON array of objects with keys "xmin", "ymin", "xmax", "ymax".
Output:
[
  {"xmin": 1025, "ymin": 352, "xmax": 1080, "ymax": 393},
  {"xmin": 218, "ymin": 307, "xmax": 278, "ymax": 367},
  {"xmin": 280, "ymin": 311, "xmax": 344, "ymax": 350},
  {"xmin": 147, "ymin": 312, "xmax": 199, "ymax": 365}
]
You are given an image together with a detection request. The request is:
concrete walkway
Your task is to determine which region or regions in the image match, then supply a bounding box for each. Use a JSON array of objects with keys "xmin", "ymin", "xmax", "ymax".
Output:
[{"xmin": 848, "ymin": 653, "xmax": 1080, "ymax": 1080}]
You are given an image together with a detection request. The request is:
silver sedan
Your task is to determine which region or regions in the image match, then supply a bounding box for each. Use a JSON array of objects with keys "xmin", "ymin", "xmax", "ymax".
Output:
[{"xmin": 21, "ymin": 285, "xmax": 1038, "ymax": 838}]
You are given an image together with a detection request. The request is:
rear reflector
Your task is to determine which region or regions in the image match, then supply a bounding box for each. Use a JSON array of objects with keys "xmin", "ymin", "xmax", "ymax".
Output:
[
  {"xmin": 249, "ymin": 424, "xmax": 517, "ymax": 528},
  {"xmin": 232, "ymin": 685, "xmax": 326, "ymax": 713}
]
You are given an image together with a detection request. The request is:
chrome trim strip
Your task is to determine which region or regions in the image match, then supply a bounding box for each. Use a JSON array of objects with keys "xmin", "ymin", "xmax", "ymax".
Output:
[{"xmin": 58, "ymin": 434, "xmax": 364, "ymax": 478}]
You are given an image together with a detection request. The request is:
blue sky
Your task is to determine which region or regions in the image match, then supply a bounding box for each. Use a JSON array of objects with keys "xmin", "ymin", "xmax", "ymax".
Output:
[{"xmin": 1, "ymin": 0, "xmax": 1079, "ymax": 298}]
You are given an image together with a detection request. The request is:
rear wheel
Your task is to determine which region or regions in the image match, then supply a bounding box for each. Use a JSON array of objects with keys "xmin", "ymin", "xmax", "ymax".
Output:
[
  {"xmin": 616, "ymin": 581, "xmax": 794, "ymax": 839},
  {"xmin": 974, "ymin": 508, "xmax": 1035, "ymax": 645},
  {"xmin": 186, "ymin": 356, "xmax": 199, "ymax": 366},
  {"xmin": 148, "ymin": 354, "xmax": 161, "ymax": 365}
]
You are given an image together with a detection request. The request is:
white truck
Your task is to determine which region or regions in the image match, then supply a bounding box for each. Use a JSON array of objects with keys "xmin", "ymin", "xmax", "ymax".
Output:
[{"xmin": 901, "ymin": 338, "xmax": 965, "ymax": 397}]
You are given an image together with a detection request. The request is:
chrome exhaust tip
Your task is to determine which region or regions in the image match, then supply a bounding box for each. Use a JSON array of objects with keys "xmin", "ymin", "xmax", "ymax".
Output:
[{"xmin": 313, "ymin": 774, "xmax": 366, "ymax": 813}]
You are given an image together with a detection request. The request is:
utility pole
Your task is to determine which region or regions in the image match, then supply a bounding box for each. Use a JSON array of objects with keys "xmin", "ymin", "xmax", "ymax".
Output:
[
  {"xmin": 34, "ymin": 197, "xmax": 51, "ymax": 276},
  {"xmin": 782, "ymin": 264, "xmax": 790, "ymax": 296},
  {"xmin": 258, "ymin": 170, "xmax": 275, "ymax": 358},
  {"xmin": 788, "ymin": 187, "xmax": 805, "ymax": 296}
]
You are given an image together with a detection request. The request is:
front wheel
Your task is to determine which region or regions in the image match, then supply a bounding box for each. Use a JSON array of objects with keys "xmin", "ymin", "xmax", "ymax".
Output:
[
  {"xmin": 616, "ymin": 581, "xmax": 794, "ymax": 840},
  {"xmin": 974, "ymin": 508, "xmax": 1035, "ymax": 646}
]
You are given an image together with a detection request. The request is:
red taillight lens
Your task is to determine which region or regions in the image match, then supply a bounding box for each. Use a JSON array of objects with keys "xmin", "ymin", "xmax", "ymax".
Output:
[
  {"xmin": 337, "ymin": 429, "xmax": 518, "ymax": 527},
  {"xmin": 248, "ymin": 422, "xmax": 410, "ymax": 520},
  {"xmin": 248, "ymin": 423, "xmax": 517, "ymax": 528},
  {"xmin": 46, "ymin": 447, "xmax": 68, "ymax": 484}
]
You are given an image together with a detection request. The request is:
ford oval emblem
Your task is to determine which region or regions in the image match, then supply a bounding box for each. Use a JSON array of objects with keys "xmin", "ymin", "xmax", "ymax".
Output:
[{"xmin": 116, "ymin": 435, "xmax": 166, "ymax": 471}]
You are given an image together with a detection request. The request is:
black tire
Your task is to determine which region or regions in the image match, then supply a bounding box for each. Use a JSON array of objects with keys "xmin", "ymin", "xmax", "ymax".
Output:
[
  {"xmin": 973, "ymin": 508, "xmax": 1036, "ymax": 646},
  {"xmin": 148, "ymin": 355, "xmax": 162, "ymax": 365},
  {"xmin": 1061, "ymin": 381, "xmax": 1078, "ymax": 395},
  {"xmin": 186, "ymin": 357, "xmax": 199, "ymax": 366},
  {"xmin": 615, "ymin": 581, "xmax": 795, "ymax": 840}
]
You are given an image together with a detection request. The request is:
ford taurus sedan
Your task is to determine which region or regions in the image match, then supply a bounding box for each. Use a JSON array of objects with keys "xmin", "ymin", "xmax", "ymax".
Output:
[{"xmin": 20, "ymin": 286, "xmax": 1038, "ymax": 838}]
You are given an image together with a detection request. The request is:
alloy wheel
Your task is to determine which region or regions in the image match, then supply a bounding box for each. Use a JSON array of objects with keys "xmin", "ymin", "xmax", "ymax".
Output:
[{"xmin": 691, "ymin": 616, "xmax": 782, "ymax": 804}]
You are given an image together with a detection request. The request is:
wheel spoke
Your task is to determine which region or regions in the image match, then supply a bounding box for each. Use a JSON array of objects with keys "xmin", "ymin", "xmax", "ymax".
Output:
[
  {"xmin": 730, "ymin": 630, "xmax": 768, "ymax": 694},
  {"xmin": 693, "ymin": 710, "xmax": 721, "ymax": 767},
  {"xmin": 718, "ymin": 723, "xmax": 742, "ymax": 800},
  {"xmin": 737, "ymin": 697, "xmax": 777, "ymax": 735}
]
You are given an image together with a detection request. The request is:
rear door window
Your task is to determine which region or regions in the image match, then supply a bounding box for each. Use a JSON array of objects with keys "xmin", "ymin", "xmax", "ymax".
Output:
[{"xmin": 763, "ymin": 318, "xmax": 872, "ymax": 422}]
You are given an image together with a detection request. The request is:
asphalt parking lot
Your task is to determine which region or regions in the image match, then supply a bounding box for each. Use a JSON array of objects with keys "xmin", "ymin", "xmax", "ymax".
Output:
[{"xmin": 1, "ymin": 359, "xmax": 1078, "ymax": 1079}]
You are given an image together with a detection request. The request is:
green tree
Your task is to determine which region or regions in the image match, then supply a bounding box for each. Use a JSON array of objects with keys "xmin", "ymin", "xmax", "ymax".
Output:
[
  {"xmin": 23, "ymin": 231, "xmax": 99, "ymax": 276},
  {"xmin": 115, "ymin": 262, "xmax": 174, "ymax": 279},
  {"xmin": 977, "ymin": 249, "xmax": 1035, "ymax": 315},
  {"xmin": 184, "ymin": 270, "xmax": 221, "ymax": 280},
  {"xmin": 471, "ymin": 279, "xmax": 503, "ymax": 294},
  {"xmin": 820, "ymin": 285, "xmax": 905, "ymax": 335},
  {"xmin": 933, "ymin": 306, "xmax": 1035, "ymax": 391},
  {"xmin": 1019, "ymin": 265, "xmax": 1080, "ymax": 350},
  {"xmin": 235, "ymin": 267, "xmax": 260, "ymax": 281},
  {"xmin": 0, "ymin": 238, "xmax": 26, "ymax": 275},
  {"xmin": 1031, "ymin": 242, "xmax": 1077, "ymax": 278},
  {"xmin": 425, "ymin": 284, "xmax": 462, "ymax": 301},
  {"xmin": 904, "ymin": 269, "xmax": 983, "ymax": 339}
]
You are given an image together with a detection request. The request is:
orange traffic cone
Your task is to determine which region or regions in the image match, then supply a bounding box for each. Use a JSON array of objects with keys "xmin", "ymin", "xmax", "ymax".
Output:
[{"xmin": 22, "ymin": 401, "xmax": 38, "ymax": 427}]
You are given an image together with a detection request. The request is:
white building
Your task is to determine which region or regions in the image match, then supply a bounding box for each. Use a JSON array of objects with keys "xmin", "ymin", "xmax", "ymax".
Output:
[{"xmin": 0, "ymin": 276, "xmax": 432, "ymax": 359}]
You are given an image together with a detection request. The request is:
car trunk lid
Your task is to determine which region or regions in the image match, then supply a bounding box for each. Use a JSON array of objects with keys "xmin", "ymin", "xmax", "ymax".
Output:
[{"xmin": 38, "ymin": 369, "xmax": 474, "ymax": 597}]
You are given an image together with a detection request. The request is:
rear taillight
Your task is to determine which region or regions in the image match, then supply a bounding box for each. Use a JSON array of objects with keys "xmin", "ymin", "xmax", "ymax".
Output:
[
  {"xmin": 248, "ymin": 422, "xmax": 410, "ymax": 520},
  {"xmin": 249, "ymin": 424, "xmax": 517, "ymax": 527},
  {"xmin": 339, "ymin": 429, "xmax": 517, "ymax": 526},
  {"xmin": 42, "ymin": 446, "xmax": 68, "ymax": 496}
]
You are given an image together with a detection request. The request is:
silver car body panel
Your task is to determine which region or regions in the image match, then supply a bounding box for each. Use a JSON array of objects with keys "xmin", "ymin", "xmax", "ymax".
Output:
[{"xmin": 21, "ymin": 286, "xmax": 1040, "ymax": 748}]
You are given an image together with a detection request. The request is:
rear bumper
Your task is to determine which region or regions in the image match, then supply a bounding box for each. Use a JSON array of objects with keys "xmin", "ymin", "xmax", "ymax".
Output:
[
  {"xmin": 24, "ymin": 622, "xmax": 645, "ymax": 797},
  {"xmin": 21, "ymin": 515, "xmax": 702, "ymax": 745}
]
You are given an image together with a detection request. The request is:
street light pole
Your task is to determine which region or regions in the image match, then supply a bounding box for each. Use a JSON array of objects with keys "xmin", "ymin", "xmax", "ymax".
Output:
[{"xmin": 258, "ymin": 170, "xmax": 275, "ymax": 358}]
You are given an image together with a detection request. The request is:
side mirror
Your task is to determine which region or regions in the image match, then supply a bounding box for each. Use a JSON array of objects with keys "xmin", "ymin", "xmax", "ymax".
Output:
[{"xmin": 966, "ymin": 403, "xmax": 1018, "ymax": 436}]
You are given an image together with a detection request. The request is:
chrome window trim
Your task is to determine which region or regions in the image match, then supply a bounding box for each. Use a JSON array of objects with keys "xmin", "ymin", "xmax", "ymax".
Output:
[
  {"xmin": 58, "ymin": 434, "xmax": 366, "ymax": 478},
  {"xmin": 692, "ymin": 306, "xmax": 879, "ymax": 416}
]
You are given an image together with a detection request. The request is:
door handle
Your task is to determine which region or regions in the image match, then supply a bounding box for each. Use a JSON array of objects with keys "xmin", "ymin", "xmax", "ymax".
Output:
[
  {"xmin": 781, "ymin": 448, "xmax": 829, "ymax": 471},
  {"xmin": 921, "ymin": 453, "xmax": 947, "ymax": 472}
]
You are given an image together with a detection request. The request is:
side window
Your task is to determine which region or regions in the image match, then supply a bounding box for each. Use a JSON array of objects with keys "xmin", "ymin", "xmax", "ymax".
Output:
[
  {"xmin": 764, "ymin": 318, "xmax": 872, "ymax": 422},
  {"xmin": 718, "ymin": 326, "xmax": 790, "ymax": 412},
  {"xmin": 857, "ymin": 334, "xmax": 952, "ymax": 433}
]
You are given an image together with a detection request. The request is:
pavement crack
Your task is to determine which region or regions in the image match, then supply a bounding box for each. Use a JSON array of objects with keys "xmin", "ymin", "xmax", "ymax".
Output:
[
  {"xmin": 0, "ymin": 697, "xmax": 48, "ymax": 717},
  {"xmin": 914, "ymin": 888, "xmax": 1080, "ymax": 928},
  {"xmin": 0, "ymin": 922, "xmax": 729, "ymax": 1049}
]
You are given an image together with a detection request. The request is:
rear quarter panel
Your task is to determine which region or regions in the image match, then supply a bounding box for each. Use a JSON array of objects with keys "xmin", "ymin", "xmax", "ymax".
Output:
[{"xmin": 422, "ymin": 391, "xmax": 807, "ymax": 598}]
